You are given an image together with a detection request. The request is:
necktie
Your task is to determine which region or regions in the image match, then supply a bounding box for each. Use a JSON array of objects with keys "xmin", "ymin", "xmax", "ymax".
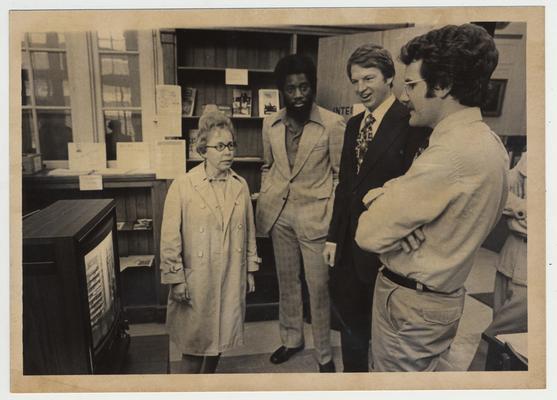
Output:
[{"xmin": 355, "ymin": 114, "xmax": 376, "ymax": 174}]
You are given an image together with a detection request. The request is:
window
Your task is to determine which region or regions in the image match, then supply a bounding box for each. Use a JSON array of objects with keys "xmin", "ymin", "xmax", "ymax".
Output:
[
  {"xmin": 21, "ymin": 33, "xmax": 73, "ymax": 160},
  {"xmin": 21, "ymin": 30, "xmax": 159, "ymax": 165},
  {"xmin": 95, "ymin": 31, "xmax": 143, "ymax": 160}
]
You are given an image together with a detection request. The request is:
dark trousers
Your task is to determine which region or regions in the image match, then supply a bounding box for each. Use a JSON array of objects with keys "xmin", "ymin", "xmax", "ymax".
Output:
[{"xmin": 330, "ymin": 245, "xmax": 375, "ymax": 372}]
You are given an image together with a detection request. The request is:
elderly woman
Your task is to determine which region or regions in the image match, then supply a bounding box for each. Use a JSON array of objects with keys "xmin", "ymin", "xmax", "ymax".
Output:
[{"xmin": 160, "ymin": 111, "xmax": 259, "ymax": 373}]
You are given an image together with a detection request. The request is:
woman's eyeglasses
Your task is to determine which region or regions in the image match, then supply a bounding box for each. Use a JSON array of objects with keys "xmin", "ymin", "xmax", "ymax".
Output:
[{"xmin": 206, "ymin": 142, "xmax": 237, "ymax": 152}]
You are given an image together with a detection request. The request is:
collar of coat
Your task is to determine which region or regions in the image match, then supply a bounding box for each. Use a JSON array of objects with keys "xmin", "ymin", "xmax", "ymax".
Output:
[
  {"xmin": 268, "ymin": 103, "xmax": 325, "ymax": 128},
  {"xmin": 188, "ymin": 161, "xmax": 242, "ymax": 183},
  {"xmin": 188, "ymin": 163, "xmax": 245, "ymax": 230}
]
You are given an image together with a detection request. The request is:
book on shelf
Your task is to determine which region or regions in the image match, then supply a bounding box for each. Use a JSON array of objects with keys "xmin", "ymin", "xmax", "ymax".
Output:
[
  {"xmin": 232, "ymin": 89, "xmax": 252, "ymax": 117},
  {"xmin": 117, "ymin": 219, "xmax": 152, "ymax": 231},
  {"xmin": 188, "ymin": 129, "xmax": 203, "ymax": 160},
  {"xmin": 133, "ymin": 218, "xmax": 152, "ymax": 230},
  {"xmin": 119, "ymin": 255, "xmax": 155, "ymax": 271},
  {"xmin": 258, "ymin": 89, "xmax": 280, "ymax": 117},
  {"xmin": 218, "ymin": 105, "xmax": 232, "ymax": 117},
  {"xmin": 182, "ymin": 87, "xmax": 197, "ymax": 116}
]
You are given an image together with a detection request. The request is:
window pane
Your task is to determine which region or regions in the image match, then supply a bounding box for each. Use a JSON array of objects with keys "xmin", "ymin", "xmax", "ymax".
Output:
[
  {"xmin": 37, "ymin": 110, "xmax": 73, "ymax": 160},
  {"xmin": 22, "ymin": 51, "xmax": 31, "ymax": 105},
  {"xmin": 28, "ymin": 32, "xmax": 66, "ymax": 49},
  {"xmin": 31, "ymin": 52, "xmax": 71, "ymax": 106},
  {"xmin": 97, "ymin": 31, "xmax": 138, "ymax": 51},
  {"xmin": 22, "ymin": 110, "xmax": 35, "ymax": 153},
  {"xmin": 100, "ymin": 54, "xmax": 141, "ymax": 107},
  {"xmin": 104, "ymin": 111, "xmax": 142, "ymax": 160}
]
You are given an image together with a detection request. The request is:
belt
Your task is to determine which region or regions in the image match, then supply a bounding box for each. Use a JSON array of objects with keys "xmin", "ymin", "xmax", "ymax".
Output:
[{"xmin": 381, "ymin": 267, "xmax": 448, "ymax": 295}]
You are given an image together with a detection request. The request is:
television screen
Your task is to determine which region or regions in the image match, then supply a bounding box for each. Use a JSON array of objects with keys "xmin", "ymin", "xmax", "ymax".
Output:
[{"xmin": 84, "ymin": 230, "xmax": 117, "ymax": 349}]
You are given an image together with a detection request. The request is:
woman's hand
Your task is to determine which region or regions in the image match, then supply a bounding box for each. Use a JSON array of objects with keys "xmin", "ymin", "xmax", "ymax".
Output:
[
  {"xmin": 247, "ymin": 272, "xmax": 255, "ymax": 293},
  {"xmin": 171, "ymin": 282, "xmax": 190, "ymax": 304}
]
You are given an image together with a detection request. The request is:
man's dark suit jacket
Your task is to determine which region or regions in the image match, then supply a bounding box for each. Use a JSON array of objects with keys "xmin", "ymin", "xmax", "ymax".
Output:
[{"xmin": 327, "ymin": 99, "xmax": 431, "ymax": 286}]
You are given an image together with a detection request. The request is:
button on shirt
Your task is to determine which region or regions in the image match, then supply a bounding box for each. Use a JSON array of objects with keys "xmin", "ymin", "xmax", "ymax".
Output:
[{"xmin": 355, "ymin": 107, "xmax": 509, "ymax": 293}]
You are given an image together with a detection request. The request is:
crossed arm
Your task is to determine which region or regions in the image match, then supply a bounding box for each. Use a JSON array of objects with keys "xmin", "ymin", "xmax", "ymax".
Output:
[{"xmin": 355, "ymin": 145, "xmax": 459, "ymax": 254}]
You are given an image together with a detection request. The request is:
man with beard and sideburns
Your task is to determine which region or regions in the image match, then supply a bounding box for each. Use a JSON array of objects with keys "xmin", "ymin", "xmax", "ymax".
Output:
[
  {"xmin": 355, "ymin": 24, "xmax": 509, "ymax": 371},
  {"xmin": 256, "ymin": 54, "xmax": 345, "ymax": 372},
  {"xmin": 323, "ymin": 44, "xmax": 430, "ymax": 372}
]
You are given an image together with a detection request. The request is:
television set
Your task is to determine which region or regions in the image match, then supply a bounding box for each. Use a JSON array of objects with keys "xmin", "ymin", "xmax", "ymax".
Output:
[{"xmin": 22, "ymin": 198, "xmax": 130, "ymax": 374}]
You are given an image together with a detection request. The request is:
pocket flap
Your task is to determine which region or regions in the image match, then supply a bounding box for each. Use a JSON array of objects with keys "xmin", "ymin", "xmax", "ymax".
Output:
[
  {"xmin": 420, "ymin": 306, "xmax": 462, "ymax": 325},
  {"xmin": 315, "ymin": 186, "xmax": 332, "ymax": 199}
]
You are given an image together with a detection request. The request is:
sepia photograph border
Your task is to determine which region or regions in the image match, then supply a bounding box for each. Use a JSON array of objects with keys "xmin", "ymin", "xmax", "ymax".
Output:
[{"xmin": 8, "ymin": 5, "xmax": 545, "ymax": 393}]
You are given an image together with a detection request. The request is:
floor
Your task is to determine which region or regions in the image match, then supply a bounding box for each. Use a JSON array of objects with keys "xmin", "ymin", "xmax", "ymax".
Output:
[{"xmin": 127, "ymin": 248, "xmax": 499, "ymax": 373}]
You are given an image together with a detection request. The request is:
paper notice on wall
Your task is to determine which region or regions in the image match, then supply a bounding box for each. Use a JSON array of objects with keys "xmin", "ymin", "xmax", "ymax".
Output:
[
  {"xmin": 154, "ymin": 114, "xmax": 181, "ymax": 142},
  {"xmin": 68, "ymin": 143, "xmax": 107, "ymax": 171},
  {"xmin": 155, "ymin": 85, "xmax": 182, "ymax": 140},
  {"xmin": 117, "ymin": 142, "xmax": 151, "ymax": 171},
  {"xmin": 156, "ymin": 85, "xmax": 182, "ymax": 115},
  {"xmin": 225, "ymin": 68, "xmax": 248, "ymax": 85},
  {"xmin": 79, "ymin": 174, "xmax": 103, "ymax": 191},
  {"xmin": 154, "ymin": 140, "xmax": 186, "ymax": 179}
]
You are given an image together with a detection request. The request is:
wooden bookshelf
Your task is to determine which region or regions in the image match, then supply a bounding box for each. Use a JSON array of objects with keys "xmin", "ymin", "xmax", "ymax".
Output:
[
  {"xmin": 175, "ymin": 28, "xmax": 310, "ymax": 321},
  {"xmin": 177, "ymin": 28, "xmax": 297, "ymax": 197},
  {"xmin": 166, "ymin": 28, "xmax": 326, "ymax": 321},
  {"xmin": 22, "ymin": 171, "xmax": 170, "ymax": 323},
  {"xmin": 177, "ymin": 29, "xmax": 292, "ymax": 69}
]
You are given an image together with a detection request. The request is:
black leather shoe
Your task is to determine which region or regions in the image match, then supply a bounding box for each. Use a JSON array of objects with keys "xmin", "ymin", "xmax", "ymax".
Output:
[
  {"xmin": 319, "ymin": 360, "xmax": 336, "ymax": 373},
  {"xmin": 269, "ymin": 345, "xmax": 304, "ymax": 364}
]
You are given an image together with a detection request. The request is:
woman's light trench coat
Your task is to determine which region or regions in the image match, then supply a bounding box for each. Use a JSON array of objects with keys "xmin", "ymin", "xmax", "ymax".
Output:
[{"xmin": 160, "ymin": 164, "xmax": 259, "ymax": 356}]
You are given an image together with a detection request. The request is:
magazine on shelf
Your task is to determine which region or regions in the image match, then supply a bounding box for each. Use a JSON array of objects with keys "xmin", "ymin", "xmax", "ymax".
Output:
[
  {"xmin": 258, "ymin": 89, "xmax": 279, "ymax": 116},
  {"xmin": 232, "ymin": 89, "xmax": 252, "ymax": 117},
  {"xmin": 188, "ymin": 129, "xmax": 203, "ymax": 160},
  {"xmin": 182, "ymin": 87, "xmax": 197, "ymax": 116}
]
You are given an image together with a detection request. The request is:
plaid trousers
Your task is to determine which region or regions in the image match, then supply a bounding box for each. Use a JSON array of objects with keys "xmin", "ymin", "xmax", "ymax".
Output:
[{"xmin": 270, "ymin": 199, "xmax": 332, "ymax": 365}]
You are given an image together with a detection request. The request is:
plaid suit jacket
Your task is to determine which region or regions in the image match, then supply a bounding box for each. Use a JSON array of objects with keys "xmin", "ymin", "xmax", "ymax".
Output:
[{"xmin": 255, "ymin": 104, "xmax": 345, "ymax": 240}]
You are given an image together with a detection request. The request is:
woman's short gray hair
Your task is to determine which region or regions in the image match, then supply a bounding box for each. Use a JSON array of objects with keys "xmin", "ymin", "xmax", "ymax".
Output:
[{"xmin": 196, "ymin": 111, "xmax": 235, "ymax": 155}]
